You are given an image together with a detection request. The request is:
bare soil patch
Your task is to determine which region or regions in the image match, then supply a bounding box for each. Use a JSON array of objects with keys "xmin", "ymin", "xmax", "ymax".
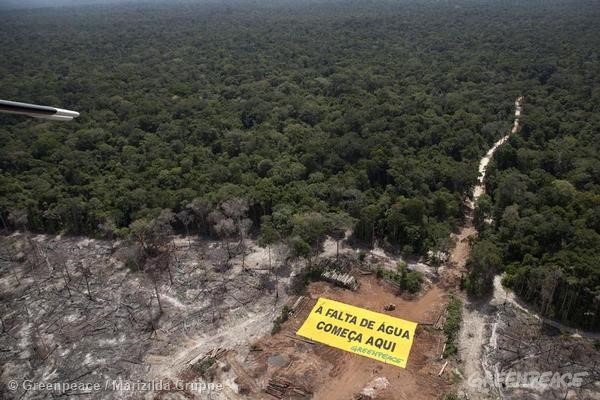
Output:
[{"xmin": 242, "ymin": 275, "xmax": 452, "ymax": 400}]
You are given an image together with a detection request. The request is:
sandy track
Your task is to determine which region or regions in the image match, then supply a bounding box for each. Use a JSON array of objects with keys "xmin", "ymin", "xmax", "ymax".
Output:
[{"xmin": 456, "ymin": 97, "xmax": 523, "ymax": 399}]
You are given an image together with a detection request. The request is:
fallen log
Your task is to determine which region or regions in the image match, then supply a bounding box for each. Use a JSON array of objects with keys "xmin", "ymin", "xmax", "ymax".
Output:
[{"xmin": 438, "ymin": 361, "xmax": 448, "ymax": 376}]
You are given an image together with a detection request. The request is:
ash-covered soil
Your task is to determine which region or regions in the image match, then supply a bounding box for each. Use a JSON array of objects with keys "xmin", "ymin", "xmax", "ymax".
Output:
[
  {"xmin": 0, "ymin": 233, "xmax": 291, "ymax": 399},
  {"xmin": 458, "ymin": 276, "xmax": 600, "ymax": 400}
]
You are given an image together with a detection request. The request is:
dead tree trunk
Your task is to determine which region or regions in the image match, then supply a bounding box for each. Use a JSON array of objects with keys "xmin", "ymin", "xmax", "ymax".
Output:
[
  {"xmin": 62, "ymin": 267, "xmax": 72, "ymax": 299},
  {"xmin": 153, "ymin": 278, "xmax": 163, "ymax": 315},
  {"xmin": 147, "ymin": 296, "xmax": 157, "ymax": 333},
  {"xmin": 268, "ymin": 246, "xmax": 272, "ymax": 271},
  {"xmin": 0, "ymin": 214, "xmax": 7, "ymax": 232},
  {"xmin": 166, "ymin": 259, "xmax": 174, "ymax": 286},
  {"xmin": 83, "ymin": 269, "xmax": 93, "ymax": 301},
  {"xmin": 62, "ymin": 260, "xmax": 71, "ymax": 281},
  {"xmin": 12, "ymin": 264, "xmax": 21, "ymax": 286},
  {"xmin": 164, "ymin": 246, "xmax": 174, "ymax": 286},
  {"xmin": 241, "ymin": 242, "xmax": 246, "ymax": 271}
]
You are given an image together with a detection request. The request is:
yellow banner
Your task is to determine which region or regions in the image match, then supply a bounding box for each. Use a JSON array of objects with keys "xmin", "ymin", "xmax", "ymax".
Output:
[{"xmin": 296, "ymin": 297, "xmax": 417, "ymax": 368}]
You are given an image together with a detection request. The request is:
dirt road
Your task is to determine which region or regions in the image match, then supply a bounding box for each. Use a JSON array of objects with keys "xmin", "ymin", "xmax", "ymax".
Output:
[
  {"xmin": 456, "ymin": 97, "xmax": 523, "ymax": 399},
  {"xmin": 471, "ymin": 96, "xmax": 523, "ymax": 203}
]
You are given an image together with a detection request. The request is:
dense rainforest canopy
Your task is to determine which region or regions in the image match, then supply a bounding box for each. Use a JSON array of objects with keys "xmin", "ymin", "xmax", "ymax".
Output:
[
  {"xmin": 0, "ymin": 0, "xmax": 599, "ymax": 328},
  {"xmin": 473, "ymin": 77, "xmax": 600, "ymax": 329}
]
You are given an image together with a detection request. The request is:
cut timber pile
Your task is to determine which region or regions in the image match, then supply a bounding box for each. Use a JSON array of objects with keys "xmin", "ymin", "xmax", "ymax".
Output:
[
  {"xmin": 265, "ymin": 378, "xmax": 311, "ymax": 399},
  {"xmin": 283, "ymin": 333, "xmax": 315, "ymax": 345},
  {"xmin": 201, "ymin": 347, "xmax": 227, "ymax": 361},
  {"xmin": 433, "ymin": 309, "xmax": 447, "ymax": 330},
  {"xmin": 188, "ymin": 347, "xmax": 228, "ymax": 366},
  {"xmin": 383, "ymin": 278, "xmax": 402, "ymax": 290},
  {"xmin": 289, "ymin": 295, "xmax": 309, "ymax": 317},
  {"xmin": 321, "ymin": 269, "xmax": 359, "ymax": 291},
  {"xmin": 317, "ymin": 256, "xmax": 354, "ymax": 271}
]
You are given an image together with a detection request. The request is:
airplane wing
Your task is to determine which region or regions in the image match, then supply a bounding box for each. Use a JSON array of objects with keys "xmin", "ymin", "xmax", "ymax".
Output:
[{"xmin": 0, "ymin": 99, "xmax": 79, "ymax": 121}]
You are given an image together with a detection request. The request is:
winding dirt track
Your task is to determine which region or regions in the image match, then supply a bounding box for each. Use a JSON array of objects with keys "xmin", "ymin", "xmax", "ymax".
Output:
[{"xmin": 455, "ymin": 97, "xmax": 523, "ymax": 399}]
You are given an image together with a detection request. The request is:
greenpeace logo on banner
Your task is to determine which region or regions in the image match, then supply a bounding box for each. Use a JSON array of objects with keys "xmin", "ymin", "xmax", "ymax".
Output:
[{"xmin": 296, "ymin": 297, "xmax": 417, "ymax": 368}]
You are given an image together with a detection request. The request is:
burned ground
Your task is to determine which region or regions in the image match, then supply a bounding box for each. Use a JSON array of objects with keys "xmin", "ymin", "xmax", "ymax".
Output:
[
  {"xmin": 484, "ymin": 304, "xmax": 600, "ymax": 400},
  {"xmin": 0, "ymin": 233, "xmax": 289, "ymax": 399},
  {"xmin": 2, "ymin": 231, "xmax": 599, "ymax": 400}
]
